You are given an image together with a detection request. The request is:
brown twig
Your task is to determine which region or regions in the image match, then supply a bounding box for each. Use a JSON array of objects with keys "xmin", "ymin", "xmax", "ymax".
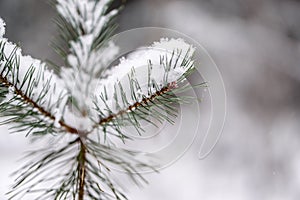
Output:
[
  {"xmin": 0, "ymin": 76, "xmax": 79, "ymax": 134},
  {"xmin": 78, "ymin": 139, "xmax": 87, "ymax": 200},
  {"xmin": 98, "ymin": 82, "xmax": 176, "ymax": 126}
]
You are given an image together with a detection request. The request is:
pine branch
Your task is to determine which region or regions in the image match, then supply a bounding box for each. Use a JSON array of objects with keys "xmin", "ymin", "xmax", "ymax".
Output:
[
  {"xmin": 92, "ymin": 38, "xmax": 197, "ymax": 139},
  {"xmin": 7, "ymin": 136, "xmax": 80, "ymax": 200},
  {"xmin": 98, "ymin": 82, "xmax": 177, "ymax": 126},
  {"xmin": 78, "ymin": 140, "xmax": 87, "ymax": 200},
  {"xmin": 7, "ymin": 135, "xmax": 154, "ymax": 200},
  {"xmin": 0, "ymin": 1, "xmax": 203, "ymax": 199},
  {"xmin": 0, "ymin": 40, "xmax": 75, "ymax": 135},
  {"xmin": 55, "ymin": 0, "xmax": 120, "ymax": 117},
  {"xmin": 0, "ymin": 74, "xmax": 78, "ymax": 134}
]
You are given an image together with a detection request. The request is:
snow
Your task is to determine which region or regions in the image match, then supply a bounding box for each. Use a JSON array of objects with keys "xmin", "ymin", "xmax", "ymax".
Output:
[
  {"xmin": 3, "ymin": 86, "xmax": 15, "ymax": 103},
  {"xmin": 93, "ymin": 38, "xmax": 195, "ymax": 117},
  {"xmin": 56, "ymin": 0, "xmax": 120, "ymax": 126},
  {"xmin": 1, "ymin": 3, "xmax": 196, "ymax": 135},
  {"xmin": 0, "ymin": 18, "xmax": 5, "ymax": 38},
  {"xmin": 56, "ymin": 0, "xmax": 118, "ymax": 37},
  {"xmin": 67, "ymin": 36, "xmax": 118, "ymax": 74},
  {"xmin": 100, "ymin": 38, "xmax": 194, "ymax": 88},
  {"xmin": 0, "ymin": 4, "xmax": 119, "ymax": 132},
  {"xmin": 0, "ymin": 19, "xmax": 68, "ymax": 129},
  {"xmin": 53, "ymin": 108, "xmax": 62, "ymax": 128}
]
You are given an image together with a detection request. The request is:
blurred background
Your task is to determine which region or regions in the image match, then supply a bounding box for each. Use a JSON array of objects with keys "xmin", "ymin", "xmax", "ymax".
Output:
[{"xmin": 1, "ymin": 0, "xmax": 300, "ymax": 199}]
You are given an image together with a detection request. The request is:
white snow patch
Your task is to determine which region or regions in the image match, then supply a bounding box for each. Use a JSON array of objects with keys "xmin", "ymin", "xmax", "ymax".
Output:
[
  {"xmin": 93, "ymin": 38, "xmax": 195, "ymax": 117},
  {"xmin": 56, "ymin": 0, "xmax": 119, "ymax": 116},
  {"xmin": 0, "ymin": 36, "xmax": 69, "ymax": 127},
  {"xmin": 0, "ymin": 18, "xmax": 5, "ymax": 38},
  {"xmin": 3, "ymin": 86, "xmax": 15, "ymax": 103}
]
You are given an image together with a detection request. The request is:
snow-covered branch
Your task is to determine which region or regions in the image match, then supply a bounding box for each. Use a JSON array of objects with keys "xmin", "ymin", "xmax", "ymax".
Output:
[
  {"xmin": 56, "ymin": 0, "xmax": 119, "ymax": 118},
  {"xmin": 92, "ymin": 38, "xmax": 196, "ymax": 138},
  {"xmin": 0, "ymin": 1, "xmax": 201, "ymax": 199},
  {"xmin": 0, "ymin": 20, "xmax": 71, "ymax": 135}
]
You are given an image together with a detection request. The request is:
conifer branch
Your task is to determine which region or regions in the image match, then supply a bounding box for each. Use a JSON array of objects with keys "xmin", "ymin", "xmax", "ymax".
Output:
[
  {"xmin": 0, "ymin": 1, "xmax": 202, "ymax": 199},
  {"xmin": 98, "ymin": 82, "xmax": 177, "ymax": 126},
  {"xmin": 0, "ymin": 40, "xmax": 71, "ymax": 136},
  {"xmin": 0, "ymin": 74, "xmax": 78, "ymax": 134},
  {"xmin": 92, "ymin": 39, "xmax": 197, "ymax": 139},
  {"xmin": 78, "ymin": 140, "xmax": 87, "ymax": 200}
]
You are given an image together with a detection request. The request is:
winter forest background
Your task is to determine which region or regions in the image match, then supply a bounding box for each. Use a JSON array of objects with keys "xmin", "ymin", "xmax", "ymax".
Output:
[{"xmin": 1, "ymin": 0, "xmax": 300, "ymax": 199}]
